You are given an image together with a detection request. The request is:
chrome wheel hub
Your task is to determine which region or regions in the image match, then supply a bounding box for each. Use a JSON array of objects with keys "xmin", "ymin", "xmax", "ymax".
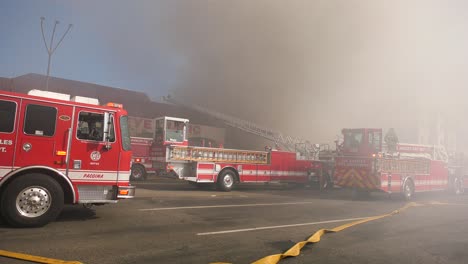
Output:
[
  {"xmin": 133, "ymin": 169, "xmax": 142, "ymax": 178},
  {"xmin": 223, "ymin": 174, "xmax": 233, "ymax": 188},
  {"xmin": 16, "ymin": 186, "xmax": 51, "ymax": 218},
  {"xmin": 405, "ymin": 184, "xmax": 411, "ymax": 197}
]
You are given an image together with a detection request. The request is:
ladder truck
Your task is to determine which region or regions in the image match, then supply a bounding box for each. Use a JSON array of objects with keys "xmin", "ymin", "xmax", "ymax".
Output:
[
  {"xmin": 333, "ymin": 128, "xmax": 465, "ymax": 199},
  {"xmin": 151, "ymin": 116, "xmax": 322, "ymax": 191},
  {"xmin": 127, "ymin": 116, "xmax": 226, "ymax": 181},
  {"xmin": 162, "ymin": 97, "xmax": 466, "ymax": 197}
]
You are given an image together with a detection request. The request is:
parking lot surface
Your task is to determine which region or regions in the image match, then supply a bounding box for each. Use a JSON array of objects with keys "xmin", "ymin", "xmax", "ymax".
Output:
[{"xmin": 1, "ymin": 177, "xmax": 468, "ymax": 264}]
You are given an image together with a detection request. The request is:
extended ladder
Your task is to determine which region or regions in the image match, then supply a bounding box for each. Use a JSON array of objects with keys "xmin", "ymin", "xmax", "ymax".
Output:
[{"xmin": 164, "ymin": 97, "xmax": 316, "ymax": 155}]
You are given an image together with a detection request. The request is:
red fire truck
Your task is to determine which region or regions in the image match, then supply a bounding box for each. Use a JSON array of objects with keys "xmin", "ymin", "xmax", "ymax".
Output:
[
  {"xmin": 127, "ymin": 116, "xmax": 156, "ymax": 180},
  {"xmin": 0, "ymin": 89, "xmax": 135, "ymax": 227},
  {"xmin": 332, "ymin": 128, "xmax": 465, "ymax": 199},
  {"xmin": 128, "ymin": 116, "xmax": 226, "ymax": 180},
  {"xmin": 152, "ymin": 116, "xmax": 322, "ymax": 191},
  {"xmin": 129, "ymin": 137, "xmax": 155, "ymax": 180}
]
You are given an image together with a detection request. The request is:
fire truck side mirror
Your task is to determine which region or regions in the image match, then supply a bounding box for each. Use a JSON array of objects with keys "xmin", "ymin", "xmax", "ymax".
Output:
[{"xmin": 103, "ymin": 112, "xmax": 113, "ymax": 150}]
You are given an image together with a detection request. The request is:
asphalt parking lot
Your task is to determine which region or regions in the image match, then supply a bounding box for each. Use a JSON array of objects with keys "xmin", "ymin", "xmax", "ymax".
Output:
[{"xmin": 1, "ymin": 177, "xmax": 468, "ymax": 264}]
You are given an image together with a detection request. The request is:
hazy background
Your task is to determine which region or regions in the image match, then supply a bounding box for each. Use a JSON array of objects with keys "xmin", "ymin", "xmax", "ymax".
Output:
[{"xmin": 2, "ymin": 0, "xmax": 468, "ymax": 147}]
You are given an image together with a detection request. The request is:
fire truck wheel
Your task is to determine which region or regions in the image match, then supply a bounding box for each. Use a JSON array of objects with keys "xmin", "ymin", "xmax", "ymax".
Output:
[
  {"xmin": 130, "ymin": 164, "xmax": 147, "ymax": 181},
  {"xmin": 453, "ymin": 177, "xmax": 464, "ymax": 195},
  {"xmin": 0, "ymin": 174, "xmax": 64, "ymax": 227},
  {"xmin": 217, "ymin": 170, "xmax": 236, "ymax": 192},
  {"xmin": 403, "ymin": 179, "xmax": 414, "ymax": 201}
]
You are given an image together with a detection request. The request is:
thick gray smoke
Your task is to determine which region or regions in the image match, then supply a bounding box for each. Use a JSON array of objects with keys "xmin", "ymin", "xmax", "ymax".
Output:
[
  {"xmin": 77, "ymin": 0, "xmax": 468, "ymax": 151},
  {"xmin": 167, "ymin": 1, "xmax": 468, "ymax": 148}
]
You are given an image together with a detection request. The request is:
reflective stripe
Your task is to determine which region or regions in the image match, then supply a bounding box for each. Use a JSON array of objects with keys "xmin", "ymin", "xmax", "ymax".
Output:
[
  {"xmin": 197, "ymin": 169, "xmax": 214, "ymax": 174},
  {"xmin": 1, "ymin": 169, "xmax": 130, "ymax": 182},
  {"xmin": 381, "ymin": 181, "xmax": 402, "ymax": 187},
  {"xmin": 270, "ymin": 171, "xmax": 308, "ymax": 176},
  {"xmin": 0, "ymin": 168, "xmax": 12, "ymax": 178},
  {"xmin": 66, "ymin": 171, "xmax": 130, "ymax": 181},
  {"xmin": 196, "ymin": 169, "xmax": 307, "ymax": 177}
]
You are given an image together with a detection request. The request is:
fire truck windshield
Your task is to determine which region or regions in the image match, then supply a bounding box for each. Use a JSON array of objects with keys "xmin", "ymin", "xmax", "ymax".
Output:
[
  {"xmin": 368, "ymin": 131, "xmax": 382, "ymax": 152},
  {"xmin": 120, "ymin": 115, "xmax": 131, "ymax": 151},
  {"xmin": 165, "ymin": 120, "xmax": 185, "ymax": 142},
  {"xmin": 343, "ymin": 130, "xmax": 363, "ymax": 151}
]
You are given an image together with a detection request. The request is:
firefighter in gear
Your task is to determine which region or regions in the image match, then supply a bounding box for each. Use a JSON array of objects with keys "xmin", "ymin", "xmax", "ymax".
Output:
[{"xmin": 385, "ymin": 128, "xmax": 399, "ymax": 152}]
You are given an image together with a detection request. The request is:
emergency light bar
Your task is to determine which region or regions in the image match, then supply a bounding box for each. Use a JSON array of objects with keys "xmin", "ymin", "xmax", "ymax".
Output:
[
  {"xmin": 106, "ymin": 102, "xmax": 123, "ymax": 109},
  {"xmin": 27, "ymin": 90, "xmax": 100, "ymax": 105}
]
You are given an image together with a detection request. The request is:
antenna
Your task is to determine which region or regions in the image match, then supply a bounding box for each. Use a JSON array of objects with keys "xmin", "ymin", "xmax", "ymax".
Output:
[{"xmin": 40, "ymin": 17, "xmax": 73, "ymax": 91}]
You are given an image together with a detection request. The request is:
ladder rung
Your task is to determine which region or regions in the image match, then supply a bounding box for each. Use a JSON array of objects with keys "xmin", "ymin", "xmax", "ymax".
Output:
[{"xmin": 168, "ymin": 146, "xmax": 269, "ymax": 164}]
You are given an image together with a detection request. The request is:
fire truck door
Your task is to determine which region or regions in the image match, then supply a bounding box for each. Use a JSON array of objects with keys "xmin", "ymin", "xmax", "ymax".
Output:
[
  {"xmin": 0, "ymin": 96, "xmax": 20, "ymax": 177},
  {"xmin": 14, "ymin": 100, "xmax": 73, "ymax": 170},
  {"xmin": 69, "ymin": 108, "xmax": 119, "ymax": 183}
]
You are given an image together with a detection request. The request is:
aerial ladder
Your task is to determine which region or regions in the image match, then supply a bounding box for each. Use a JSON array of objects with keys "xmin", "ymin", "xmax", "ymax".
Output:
[{"xmin": 163, "ymin": 96, "xmax": 321, "ymax": 159}]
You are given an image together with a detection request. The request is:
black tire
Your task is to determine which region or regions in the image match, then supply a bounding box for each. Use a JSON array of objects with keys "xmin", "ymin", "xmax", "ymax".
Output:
[
  {"xmin": 216, "ymin": 169, "xmax": 236, "ymax": 192},
  {"xmin": 402, "ymin": 179, "xmax": 414, "ymax": 201},
  {"xmin": 453, "ymin": 177, "xmax": 465, "ymax": 195},
  {"xmin": 1, "ymin": 174, "xmax": 64, "ymax": 227},
  {"xmin": 130, "ymin": 164, "xmax": 147, "ymax": 181}
]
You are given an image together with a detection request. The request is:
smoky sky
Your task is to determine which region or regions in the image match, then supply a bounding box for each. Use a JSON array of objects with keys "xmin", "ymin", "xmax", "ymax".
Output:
[{"xmin": 75, "ymin": 0, "xmax": 468, "ymax": 147}]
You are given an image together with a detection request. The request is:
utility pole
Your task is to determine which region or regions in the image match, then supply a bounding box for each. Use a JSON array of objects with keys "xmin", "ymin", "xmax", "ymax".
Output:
[{"xmin": 40, "ymin": 17, "xmax": 72, "ymax": 91}]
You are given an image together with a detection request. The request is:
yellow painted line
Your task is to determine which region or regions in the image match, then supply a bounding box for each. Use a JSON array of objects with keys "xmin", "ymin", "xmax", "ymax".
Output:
[{"xmin": 0, "ymin": 250, "xmax": 83, "ymax": 264}]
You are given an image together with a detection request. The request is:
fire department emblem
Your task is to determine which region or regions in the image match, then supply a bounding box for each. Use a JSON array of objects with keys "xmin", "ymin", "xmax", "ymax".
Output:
[
  {"xmin": 90, "ymin": 151, "xmax": 101, "ymax": 161},
  {"xmin": 59, "ymin": 115, "xmax": 71, "ymax": 121}
]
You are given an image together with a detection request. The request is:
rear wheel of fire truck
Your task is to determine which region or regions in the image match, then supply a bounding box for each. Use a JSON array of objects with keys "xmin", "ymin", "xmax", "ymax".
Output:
[
  {"xmin": 130, "ymin": 164, "xmax": 147, "ymax": 181},
  {"xmin": 453, "ymin": 177, "xmax": 464, "ymax": 195},
  {"xmin": 217, "ymin": 169, "xmax": 236, "ymax": 192},
  {"xmin": 0, "ymin": 174, "xmax": 64, "ymax": 227},
  {"xmin": 402, "ymin": 179, "xmax": 415, "ymax": 201}
]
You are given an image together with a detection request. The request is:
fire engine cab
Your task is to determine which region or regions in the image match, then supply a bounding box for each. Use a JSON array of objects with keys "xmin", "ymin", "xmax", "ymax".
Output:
[
  {"xmin": 0, "ymin": 89, "xmax": 135, "ymax": 227},
  {"xmin": 152, "ymin": 116, "xmax": 322, "ymax": 191}
]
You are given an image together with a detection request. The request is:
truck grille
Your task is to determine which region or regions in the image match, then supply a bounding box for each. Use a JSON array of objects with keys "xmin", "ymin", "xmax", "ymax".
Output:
[{"xmin": 77, "ymin": 185, "xmax": 116, "ymax": 202}]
